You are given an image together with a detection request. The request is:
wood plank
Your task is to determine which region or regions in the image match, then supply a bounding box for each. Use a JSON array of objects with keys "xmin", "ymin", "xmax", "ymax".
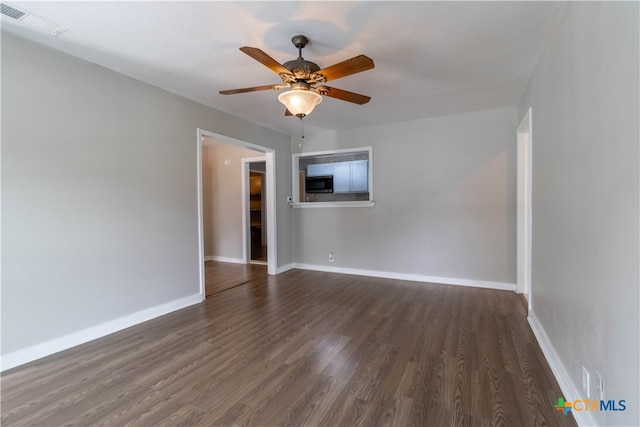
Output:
[
  {"xmin": 1, "ymin": 263, "xmax": 577, "ymax": 426},
  {"xmin": 204, "ymin": 260, "xmax": 267, "ymax": 296}
]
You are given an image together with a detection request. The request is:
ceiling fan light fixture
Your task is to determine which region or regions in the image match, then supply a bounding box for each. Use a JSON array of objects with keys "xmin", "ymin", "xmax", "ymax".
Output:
[{"xmin": 278, "ymin": 87, "xmax": 322, "ymax": 118}]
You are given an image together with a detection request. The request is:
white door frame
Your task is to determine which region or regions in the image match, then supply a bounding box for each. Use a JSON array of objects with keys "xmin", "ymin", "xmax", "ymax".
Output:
[
  {"xmin": 241, "ymin": 157, "xmax": 267, "ymax": 264},
  {"xmin": 517, "ymin": 108, "xmax": 532, "ymax": 310},
  {"xmin": 197, "ymin": 129, "xmax": 277, "ymax": 300}
]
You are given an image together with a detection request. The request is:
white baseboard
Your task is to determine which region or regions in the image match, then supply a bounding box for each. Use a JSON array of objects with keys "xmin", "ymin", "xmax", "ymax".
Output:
[
  {"xmin": 291, "ymin": 263, "xmax": 516, "ymax": 291},
  {"xmin": 528, "ymin": 312, "xmax": 596, "ymax": 427},
  {"xmin": 204, "ymin": 255, "xmax": 245, "ymax": 264},
  {"xmin": 204, "ymin": 257, "xmax": 293, "ymax": 275},
  {"xmin": 276, "ymin": 263, "xmax": 295, "ymax": 274},
  {"xmin": 1, "ymin": 293, "xmax": 202, "ymax": 372}
]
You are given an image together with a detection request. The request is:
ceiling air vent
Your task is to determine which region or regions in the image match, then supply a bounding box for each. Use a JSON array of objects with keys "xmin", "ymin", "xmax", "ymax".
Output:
[
  {"xmin": 1, "ymin": 3, "xmax": 25, "ymax": 19},
  {"xmin": 0, "ymin": 2, "xmax": 67, "ymax": 37}
]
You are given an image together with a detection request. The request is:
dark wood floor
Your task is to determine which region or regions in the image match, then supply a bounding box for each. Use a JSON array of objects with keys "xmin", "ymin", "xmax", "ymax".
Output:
[
  {"xmin": 2, "ymin": 266, "xmax": 575, "ymax": 426},
  {"xmin": 204, "ymin": 260, "xmax": 267, "ymax": 297}
]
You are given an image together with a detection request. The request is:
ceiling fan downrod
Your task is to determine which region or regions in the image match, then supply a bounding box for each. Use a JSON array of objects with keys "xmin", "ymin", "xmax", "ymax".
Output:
[{"xmin": 291, "ymin": 35, "xmax": 308, "ymax": 60}]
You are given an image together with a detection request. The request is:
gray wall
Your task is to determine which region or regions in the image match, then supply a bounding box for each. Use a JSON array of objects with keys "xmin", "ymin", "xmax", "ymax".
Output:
[
  {"xmin": 518, "ymin": 2, "xmax": 639, "ymax": 425},
  {"xmin": 1, "ymin": 33, "xmax": 291, "ymax": 355},
  {"xmin": 202, "ymin": 141, "xmax": 262, "ymax": 260},
  {"xmin": 293, "ymin": 106, "xmax": 517, "ymax": 285}
]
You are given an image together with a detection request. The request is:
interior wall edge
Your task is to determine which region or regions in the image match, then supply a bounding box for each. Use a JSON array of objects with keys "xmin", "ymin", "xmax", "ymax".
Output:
[
  {"xmin": 528, "ymin": 312, "xmax": 595, "ymax": 427},
  {"xmin": 276, "ymin": 263, "xmax": 296, "ymax": 275}
]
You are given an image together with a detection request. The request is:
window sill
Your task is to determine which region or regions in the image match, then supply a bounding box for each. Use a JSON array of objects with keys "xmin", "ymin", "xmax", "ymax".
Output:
[{"xmin": 291, "ymin": 201, "xmax": 375, "ymax": 208}]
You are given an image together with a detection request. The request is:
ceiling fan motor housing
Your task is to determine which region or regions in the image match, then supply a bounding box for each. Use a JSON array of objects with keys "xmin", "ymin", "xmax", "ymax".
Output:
[
  {"xmin": 283, "ymin": 35, "xmax": 322, "ymax": 82},
  {"xmin": 283, "ymin": 58, "xmax": 320, "ymax": 79}
]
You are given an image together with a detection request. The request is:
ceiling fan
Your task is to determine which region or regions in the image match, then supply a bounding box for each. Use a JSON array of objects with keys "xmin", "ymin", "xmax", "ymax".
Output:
[{"xmin": 219, "ymin": 35, "xmax": 374, "ymax": 118}]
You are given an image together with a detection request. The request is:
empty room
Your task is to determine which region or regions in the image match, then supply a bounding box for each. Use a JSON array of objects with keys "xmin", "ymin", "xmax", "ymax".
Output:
[{"xmin": 2, "ymin": 2, "xmax": 638, "ymax": 426}]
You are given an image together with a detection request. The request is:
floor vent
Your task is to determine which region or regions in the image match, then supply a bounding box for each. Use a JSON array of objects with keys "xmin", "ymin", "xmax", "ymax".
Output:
[{"xmin": 0, "ymin": 2, "xmax": 67, "ymax": 37}]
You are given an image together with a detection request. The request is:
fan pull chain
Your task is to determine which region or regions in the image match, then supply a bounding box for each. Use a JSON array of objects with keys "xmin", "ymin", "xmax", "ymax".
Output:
[{"xmin": 299, "ymin": 117, "xmax": 305, "ymax": 147}]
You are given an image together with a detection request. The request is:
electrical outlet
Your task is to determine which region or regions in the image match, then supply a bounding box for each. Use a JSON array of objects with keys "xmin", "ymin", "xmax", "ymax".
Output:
[
  {"xmin": 582, "ymin": 367, "xmax": 590, "ymax": 398},
  {"xmin": 597, "ymin": 372, "xmax": 605, "ymax": 401},
  {"xmin": 329, "ymin": 252, "xmax": 334, "ymax": 262}
]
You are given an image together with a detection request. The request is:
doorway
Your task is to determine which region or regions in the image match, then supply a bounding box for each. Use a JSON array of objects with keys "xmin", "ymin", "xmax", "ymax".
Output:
[
  {"xmin": 242, "ymin": 157, "xmax": 267, "ymax": 264},
  {"xmin": 250, "ymin": 170, "xmax": 267, "ymax": 262},
  {"xmin": 517, "ymin": 108, "xmax": 532, "ymax": 311},
  {"xmin": 197, "ymin": 129, "xmax": 277, "ymax": 300}
]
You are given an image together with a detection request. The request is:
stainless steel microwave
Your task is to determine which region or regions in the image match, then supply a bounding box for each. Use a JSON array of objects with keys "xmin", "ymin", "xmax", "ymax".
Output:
[{"xmin": 305, "ymin": 175, "xmax": 334, "ymax": 193}]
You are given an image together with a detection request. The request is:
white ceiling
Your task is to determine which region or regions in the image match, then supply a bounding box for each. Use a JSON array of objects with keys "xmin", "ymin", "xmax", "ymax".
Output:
[{"xmin": 1, "ymin": 1, "xmax": 565, "ymax": 136}]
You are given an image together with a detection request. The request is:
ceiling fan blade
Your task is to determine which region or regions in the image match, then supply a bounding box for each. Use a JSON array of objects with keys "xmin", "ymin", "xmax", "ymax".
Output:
[
  {"xmin": 320, "ymin": 86, "xmax": 371, "ymax": 105},
  {"xmin": 239, "ymin": 46, "xmax": 291, "ymax": 75},
  {"xmin": 285, "ymin": 108, "xmax": 293, "ymax": 116},
  {"xmin": 219, "ymin": 84, "xmax": 283, "ymax": 95},
  {"xmin": 317, "ymin": 55, "xmax": 374, "ymax": 82}
]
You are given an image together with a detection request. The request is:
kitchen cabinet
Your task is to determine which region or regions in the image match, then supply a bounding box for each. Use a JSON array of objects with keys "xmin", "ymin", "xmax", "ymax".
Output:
[{"xmin": 307, "ymin": 160, "xmax": 368, "ymax": 194}]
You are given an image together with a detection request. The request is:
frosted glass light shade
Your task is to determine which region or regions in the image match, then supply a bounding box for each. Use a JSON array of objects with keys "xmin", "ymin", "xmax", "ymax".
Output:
[{"xmin": 278, "ymin": 89, "xmax": 322, "ymax": 117}]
